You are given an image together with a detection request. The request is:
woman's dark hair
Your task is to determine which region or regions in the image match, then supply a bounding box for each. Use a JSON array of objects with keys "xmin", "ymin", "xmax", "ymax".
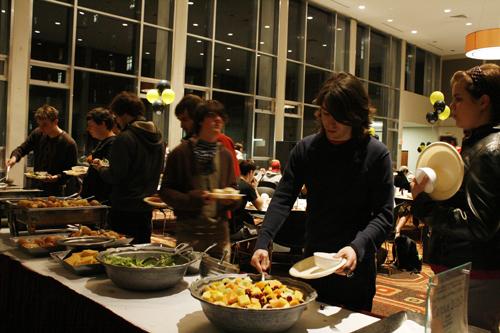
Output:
[
  {"xmin": 239, "ymin": 160, "xmax": 257, "ymax": 176},
  {"xmin": 193, "ymin": 100, "xmax": 228, "ymax": 135},
  {"xmin": 109, "ymin": 91, "xmax": 145, "ymax": 118},
  {"xmin": 315, "ymin": 72, "xmax": 375, "ymax": 139},
  {"xmin": 450, "ymin": 63, "xmax": 500, "ymax": 123},
  {"xmin": 86, "ymin": 107, "xmax": 115, "ymax": 130},
  {"xmin": 175, "ymin": 94, "xmax": 203, "ymax": 118}
]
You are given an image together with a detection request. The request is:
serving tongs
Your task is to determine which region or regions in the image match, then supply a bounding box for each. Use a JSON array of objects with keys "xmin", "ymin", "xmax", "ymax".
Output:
[{"xmin": 0, "ymin": 165, "xmax": 13, "ymax": 185}]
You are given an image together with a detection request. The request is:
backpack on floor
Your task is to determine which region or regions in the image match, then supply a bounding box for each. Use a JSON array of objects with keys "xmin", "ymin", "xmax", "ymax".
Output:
[{"xmin": 393, "ymin": 235, "xmax": 422, "ymax": 273}]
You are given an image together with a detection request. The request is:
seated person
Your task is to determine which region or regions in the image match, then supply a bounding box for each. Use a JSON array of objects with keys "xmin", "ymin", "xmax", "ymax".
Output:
[
  {"xmin": 258, "ymin": 159, "xmax": 282, "ymax": 187},
  {"xmin": 230, "ymin": 160, "xmax": 263, "ymax": 241},
  {"xmin": 394, "ymin": 166, "xmax": 411, "ymax": 192}
]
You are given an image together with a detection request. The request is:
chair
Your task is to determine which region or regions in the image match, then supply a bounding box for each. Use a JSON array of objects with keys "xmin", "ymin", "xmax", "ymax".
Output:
[
  {"xmin": 257, "ymin": 181, "xmax": 277, "ymax": 189},
  {"xmin": 257, "ymin": 186, "xmax": 275, "ymax": 197}
]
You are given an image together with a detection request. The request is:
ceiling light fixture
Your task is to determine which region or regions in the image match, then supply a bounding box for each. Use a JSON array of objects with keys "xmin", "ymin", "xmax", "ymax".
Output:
[
  {"xmin": 227, "ymin": 32, "xmax": 233, "ymax": 36},
  {"xmin": 122, "ymin": 23, "xmax": 128, "ymax": 27},
  {"xmin": 145, "ymin": 51, "xmax": 150, "ymax": 55},
  {"xmin": 444, "ymin": 9, "xmax": 451, "ymax": 13},
  {"xmin": 387, "ymin": 19, "xmax": 393, "ymax": 22},
  {"xmin": 34, "ymin": 30, "xmax": 41, "ymax": 34},
  {"xmin": 465, "ymin": 22, "xmax": 472, "ymax": 26},
  {"xmin": 322, "ymin": 44, "xmax": 327, "ymax": 47},
  {"xmin": 358, "ymin": 5, "xmax": 366, "ymax": 10},
  {"xmin": 188, "ymin": 1, "xmax": 194, "ymax": 4},
  {"xmin": 465, "ymin": 28, "xmax": 500, "ymax": 60},
  {"xmin": 55, "ymin": 21, "xmax": 61, "ymax": 25},
  {"xmin": 264, "ymin": 25, "xmax": 270, "ymax": 29},
  {"xmin": 1, "ymin": 9, "xmax": 6, "ymax": 13},
  {"xmin": 196, "ymin": 40, "xmax": 202, "ymax": 43},
  {"xmin": 79, "ymin": 11, "xmax": 85, "ymax": 15},
  {"xmin": 411, "ymin": 30, "xmax": 418, "ymax": 34},
  {"xmin": 307, "ymin": 16, "xmax": 313, "ymax": 20},
  {"xmin": 77, "ymin": 38, "xmax": 83, "ymax": 42},
  {"xmin": 193, "ymin": 23, "xmax": 198, "ymax": 26},
  {"xmin": 226, "ymin": 47, "xmax": 232, "ymax": 50}
]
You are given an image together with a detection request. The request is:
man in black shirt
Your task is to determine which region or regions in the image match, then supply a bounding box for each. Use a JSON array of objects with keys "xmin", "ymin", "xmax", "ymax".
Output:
[{"xmin": 7, "ymin": 105, "xmax": 77, "ymax": 196}]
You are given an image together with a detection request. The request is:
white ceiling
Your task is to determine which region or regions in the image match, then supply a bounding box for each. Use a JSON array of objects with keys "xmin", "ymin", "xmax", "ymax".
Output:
[{"xmin": 313, "ymin": 0, "xmax": 500, "ymax": 57}]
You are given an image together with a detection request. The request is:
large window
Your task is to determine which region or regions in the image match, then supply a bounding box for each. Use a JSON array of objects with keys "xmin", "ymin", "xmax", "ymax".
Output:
[
  {"xmin": 0, "ymin": 0, "xmax": 11, "ymax": 149},
  {"xmin": 405, "ymin": 43, "xmax": 440, "ymax": 96}
]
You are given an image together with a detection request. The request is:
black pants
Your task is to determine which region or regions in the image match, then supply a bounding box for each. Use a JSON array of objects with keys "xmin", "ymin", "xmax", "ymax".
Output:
[
  {"xmin": 109, "ymin": 210, "xmax": 152, "ymax": 244},
  {"xmin": 306, "ymin": 256, "xmax": 377, "ymax": 312}
]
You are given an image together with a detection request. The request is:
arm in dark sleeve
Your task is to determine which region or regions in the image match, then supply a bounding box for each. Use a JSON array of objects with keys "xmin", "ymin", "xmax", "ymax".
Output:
[
  {"xmin": 10, "ymin": 130, "xmax": 40, "ymax": 161},
  {"xmin": 413, "ymin": 151, "xmax": 500, "ymax": 241},
  {"xmin": 159, "ymin": 148, "xmax": 204, "ymax": 212},
  {"xmin": 99, "ymin": 135, "xmax": 130, "ymax": 185},
  {"xmin": 254, "ymin": 143, "xmax": 306, "ymax": 250},
  {"xmin": 57, "ymin": 139, "xmax": 78, "ymax": 185},
  {"xmin": 350, "ymin": 150, "xmax": 394, "ymax": 262}
]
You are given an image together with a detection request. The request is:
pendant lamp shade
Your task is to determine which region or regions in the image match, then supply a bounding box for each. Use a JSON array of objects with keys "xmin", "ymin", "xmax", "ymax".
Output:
[{"xmin": 465, "ymin": 28, "xmax": 500, "ymax": 60}]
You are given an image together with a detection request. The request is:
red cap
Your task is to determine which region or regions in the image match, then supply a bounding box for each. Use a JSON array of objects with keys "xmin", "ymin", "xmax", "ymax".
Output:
[{"xmin": 270, "ymin": 160, "xmax": 281, "ymax": 172}]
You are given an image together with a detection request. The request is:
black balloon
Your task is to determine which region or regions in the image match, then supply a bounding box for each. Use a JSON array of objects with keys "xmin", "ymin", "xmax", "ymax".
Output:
[
  {"xmin": 433, "ymin": 100, "xmax": 446, "ymax": 113},
  {"xmin": 155, "ymin": 80, "xmax": 170, "ymax": 93},
  {"xmin": 426, "ymin": 111, "xmax": 438, "ymax": 124},
  {"xmin": 152, "ymin": 100, "xmax": 164, "ymax": 112}
]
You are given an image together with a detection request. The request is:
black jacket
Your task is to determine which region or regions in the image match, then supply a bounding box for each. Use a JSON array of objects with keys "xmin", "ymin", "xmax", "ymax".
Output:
[
  {"xmin": 99, "ymin": 121, "xmax": 164, "ymax": 212},
  {"xmin": 255, "ymin": 132, "xmax": 394, "ymax": 264},
  {"xmin": 413, "ymin": 124, "xmax": 500, "ymax": 270}
]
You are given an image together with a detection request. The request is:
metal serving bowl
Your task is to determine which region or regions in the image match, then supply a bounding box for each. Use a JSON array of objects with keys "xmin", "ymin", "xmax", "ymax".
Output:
[
  {"xmin": 186, "ymin": 251, "xmax": 204, "ymax": 274},
  {"xmin": 190, "ymin": 273, "xmax": 317, "ymax": 333},
  {"xmin": 97, "ymin": 246, "xmax": 191, "ymax": 291},
  {"xmin": 199, "ymin": 254, "xmax": 239, "ymax": 277}
]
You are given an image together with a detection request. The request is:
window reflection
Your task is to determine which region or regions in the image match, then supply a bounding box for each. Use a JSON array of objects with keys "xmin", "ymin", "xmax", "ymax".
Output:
[
  {"xmin": 188, "ymin": 0, "xmax": 213, "ymax": 37},
  {"xmin": 142, "ymin": 26, "xmax": 172, "ymax": 79},
  {"xmin": 287, "ymin": 0, "xmax": 305, "ymax": 61},
  {"xmin": 30, "ymin": 67, "xmax": 66, "ymax": 84},
  {"xmin": 215, "ymin": 0, "xmax": 257, "ymax": 49},
  {"xmin": 334, "ymin": 16, "xmax": 349, "ymax": 71},
  {"xmin": 369, "ymin": 30, "xmax": 390, "ymax": 84},
  {"xmin": 285, "ymin": 61, "xmax": 303, "ymax": 102},
  {"xmin": 144, "ymin": 0, "xmax": 174, "ymax": 28},
  {"xmin": 368, "ymin": 83, "xmax": 389, "ymax": 118},
  {"xmin": 185, "ymin": 36, "xmax": 211, "ymax": 86},
  {"xmin": 304, "ymin": 66, "xmax": 330, "ymax": 105},
  {"xmin": 355, "ymin": 25, "xmax": 369, "ymax": 79},
  {"xmin": 72, "ymin": 71, "xmax": 135, "ymax": 154},
  {"xmin": 0, "ymin": 0, "xmax": 10, "ymax": 54},
  {"xmin": 256, "ymin": 54, "xmax": 276, "ymax": 97},
  {"xmin": 78, "ymin": 0, "xmax": 141, "ymax": 19},
  {"xmin": 258, "ymin": 0, "xmax": 278, "ymax": 54},
  {"xmin": 306, "ymin": 5, "xmax": 334, "ymax": 69},
  {"xmin": 31, "ymin": 1, "xmax": 72, "ymax": 64},
  {"xmin": 253, "ymin": 113, "xmax": 274, "ymax": 157},
  {"xmin": 76, "ymin": 11, "xmax": 138, "ymax": 74},
  {"xmin": 213, "ymin": 44, "xmax": 254, "ymax": 94}
]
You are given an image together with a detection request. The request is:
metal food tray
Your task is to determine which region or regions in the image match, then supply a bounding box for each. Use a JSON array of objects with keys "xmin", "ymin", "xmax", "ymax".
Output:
[
  {"xmin": 51, "ymin": 250, "xmax": 104, "ymax": 276},
  {"xmin": 11, "ymin": 233, "xmax": 69, "ymax": 257},
  {"xmin": 5, "ymin": 199, "xmax": 109, "ymax": 236},
  {"xmin": 351, "ymin": 311, "xmax": 425, "ymax": 333}
]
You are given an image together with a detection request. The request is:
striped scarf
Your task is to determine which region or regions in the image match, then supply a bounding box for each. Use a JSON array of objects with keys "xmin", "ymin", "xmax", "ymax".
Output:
[{"xmin": 193, "ymin": 140, "xmax": 217, "ymax": 175}]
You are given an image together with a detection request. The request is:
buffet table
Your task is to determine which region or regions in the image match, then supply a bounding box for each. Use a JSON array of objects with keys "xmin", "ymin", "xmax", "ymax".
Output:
[{"xmin": 0, "ymin": 231, "xmax": 379, "ymax": 333}]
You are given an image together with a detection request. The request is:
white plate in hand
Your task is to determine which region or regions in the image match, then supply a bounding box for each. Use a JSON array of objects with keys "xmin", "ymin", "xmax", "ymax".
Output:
[{"xmin": 289, "ymin": 256, "xmax": 346, "ymax": 279}]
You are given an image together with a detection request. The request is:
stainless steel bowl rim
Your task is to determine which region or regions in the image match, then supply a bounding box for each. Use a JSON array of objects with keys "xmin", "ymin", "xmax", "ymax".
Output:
[
  {"xmin": 190, "ymin": 273, "xmax": 318, "ymax": 312},
  {"xmin": 57, "ymin": 236, "xmax": 115, "ymax": 246}
]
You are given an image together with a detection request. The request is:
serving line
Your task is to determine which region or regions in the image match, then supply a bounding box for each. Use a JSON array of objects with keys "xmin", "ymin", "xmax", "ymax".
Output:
[{"xmin": 0, "ymin": 230, "xmax": 379, "ymax": 332}]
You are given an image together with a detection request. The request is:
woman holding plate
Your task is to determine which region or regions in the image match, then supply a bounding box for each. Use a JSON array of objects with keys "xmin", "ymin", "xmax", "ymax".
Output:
[{"xmin": 412, "ymin": 63, "xmax": 500, "ymax": 332}]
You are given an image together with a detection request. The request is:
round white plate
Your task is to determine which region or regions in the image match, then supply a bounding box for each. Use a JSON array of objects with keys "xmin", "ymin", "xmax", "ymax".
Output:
[
  {"xmin": 143, "ymin": 197, "xmax": 168, "ymax": 209},
  {"xmin": 289, "ymin": 256, "xmax": 346, "ymax": 279},
  {"xmin": 208, "ymin": 193, "xmax": 245, "ymax": 200},
  {"xmin": 63, "ymin": 170, "xmax": 87, "ymax": 176}
]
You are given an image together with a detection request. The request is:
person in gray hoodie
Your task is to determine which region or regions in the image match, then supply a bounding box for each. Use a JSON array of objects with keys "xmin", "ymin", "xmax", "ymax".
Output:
[{"xmin": 94, "ymin": 91, "xmax": 164, "ymax": 244}]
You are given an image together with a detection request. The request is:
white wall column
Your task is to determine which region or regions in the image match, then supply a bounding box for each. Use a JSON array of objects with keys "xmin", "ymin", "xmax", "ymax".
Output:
[
  {"xmin": 348, "ymin": 19, "xmax": 357, "ymax": 75},
  {"xmin": 167, "ymin": 0, "xmax": 188, "ymax": 147},
  {"xmin": 5, "ymin": 0, "xmax": 32, "ymax": 186},
  {"xmin": 273, "ymin": 0, "xmax": 289, "ymax": 144}
]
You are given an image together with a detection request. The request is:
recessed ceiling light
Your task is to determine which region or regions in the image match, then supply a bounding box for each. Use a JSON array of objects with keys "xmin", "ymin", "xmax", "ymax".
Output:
[
  {"xmin": 226, "ymin": 47, "xmax": 232, "ymax": 50},
  {"xmin": 444, "ymin": 9, "xmax": 451, "ymax": 13},
  {"xmin": 358, "ymin": 5, "xmax": 366, "ymax": 10},
  {"xmin": 227, "ymin": 32, "xmax": 233, "ymax": 36},
  {"xmin": 79, "ymin": 11, "xmax": 85, "ymax": 15},
  {"xmin": 264, "ymin": 25, "xmax": 270, "ymax": 29},
  {"xmin": 226, "ymin": 58, "xmax": 231, "ymax": 62},
  {"xmin": 34, "ymin": 30, "xmax": 40, "ymax": 34},
  {"xmin": 307, "ymin": 16, "xmax": 313, "ymax": 20},
  {"xmin": 411, "ymin": 30, "xmax": 418, "ymax": 34},
  {"xmin": 287, "ymin": 50, "xmax": 292, "ymax": 53},
  {"xmin": 193, "ymin": 23, "xmax": 198, "ymax": 27},
  {"xmin": 77, "ymin": 38, "xmax": 83, "ymax": 42},
  {"xmin": 188, "ymin": 1, "xmax": 194, "ymax": 4},
  {"xmin": 1, "ymin": 9, "xmax": 6, "ymax": 13},
  {"xmin": 145, "ymin": 51, "xmax": 150, "ymax": 55},
  {"xmin": 196, "ymin": 40, "xmax": 202, "ymax": 43},
  {"xmin": 200, "ymin": 52, "xmax": 204, "ymax": 56},
  {"xmin": 259, "ymin": 41, "xmax": 264, "ymax": 45},
  {"xmin": 336, "ymin": 28, "xmax": 342, "ymax": 31},
  {"xmin": 466, "ymin": 22, "xmax": 472, "ymax": 26},
  {"xmin": 55, "ymin": 21, "xmax": 61, "ymax": 25},
  {"xmin": 387, "ymin": 19, "xmax": 393, "ymax": 22},
  {"xmin": 225, "ymin": 68, "xmax": 230, "ymax": 71},
  {"xmin": 257, "ymin": 54, "xmax": 261, "ymax": 57},
  {"xmin": 122, "ymin": 23, "xmax": 128, "ymax": 27},
  {"xmin": 322, "ymin": 44, "xmax": 327, "ymax": 47}
]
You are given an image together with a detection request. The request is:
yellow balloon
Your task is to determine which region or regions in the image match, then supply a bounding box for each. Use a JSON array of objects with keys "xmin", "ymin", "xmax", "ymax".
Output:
[
  {"xmin": 429, "ymin": 91, "xmax": 445, "ymax": 105},
  {"xmin": 368, "ymin": 127, "xmax": 375, "ymax": 136},
  {"xmin": 146, "ymin": 89, "xmax": 160, "ymax": 104},
  {"xmin": 438, "ymin": 105, "xmax": 451, "ymax": 120},
  {"xmin": 161, "ymin": 89, "xmax": 176, "ymax": 105}
]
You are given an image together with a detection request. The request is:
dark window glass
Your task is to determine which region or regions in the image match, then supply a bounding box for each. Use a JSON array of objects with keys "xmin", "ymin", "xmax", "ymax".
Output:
[
  {"xmin": 285, "ymin": 61, "xmax": 302, "ymax": 102},
  {"xmin": 31, "ymin": 1, "xmax": 72, "ymax": 64},
  {"xmin": 0, "ymin": 81, "xmax": 7, "ymax": 146},
  {"xmin": 284, "ymin": 117, "xmax": 301, "ymax": 142},
  {"xmin": 334, "ymin": 16, "xmax": 349, "ymax": 71},
  {"xmin": 72, "ymin": 71, "xmax": 135, "ymax": 155},
  {"xmin": 144, "ymin": 0, "xmax": 174, "ymax": 28},
  {"xmin": 0, "ymin": 0, "xmax": 11, "ymax": 54},
  {"xmin": 287, "ymin": 0, "xmax": 305, "ymax": 61},
  {"xmin": 256, "ymin": 54, "xmax": 276, "ymax": 97},
  {"xmin": 303, "ymin": 105, "xmax": 319, "ymax": 137},
  {"xmin": 258, "ymin": 0, "xmax": 278, "ymax": 54},
  {"xmin": 28, "ymin": 86, "xmax": 68, "ymax": 133},
  {"xmin": 355, "ymin": 25, "xmax": 369, "ymax": 79},
  {"xmin": 304, "ymin": 66, "xmax": 330, "ymax": 104},
  {"xmin": 391, "ymin": 38, "xmax": 401, "ymax": 88},
  {"xmin": 306, "ymin": 5, "xmax": 334, "ymax": 69},
  {"xmin": 405, "ymin": 44, "xmax": 415, "ymax": 91},
  {"xmin": 76, "ymin": 11, "xmax": 139, "ymax": 74},
  {"xmin": 141, "ymin": 27, "xmax": 172, "ymax": 79},
  {"xmin": 184, "ymin": 89, "xmax": 206, "ymax": 98},
  {"xmin": 30, "ymin": 66, "xmax": 67, "ymax": 83},
  {"xmin": 368, "ymin": 83, "xmax": 389, "ymax": 118},
  {"xmin": 284, "ymin": 104, "xmax": 299, "ymax": 115},
  {"xmin": 187, "ymin": 0, "xmax": 213, "ymax": 37},
  {"xmin": 216, "ymin": 0, "xmax": 257, "ymax": 49},
  {"xmin": 0, "ymin": 60, "xmax": 5, "ymax": 75},
  {"xmin": 369, "ymin": 30, "xmax": 389, "ymax": 84},
  {"xmin": 256, "ymin": 99, "xmax": 273, "ymax": 112},
  {"xmin": 253, "ymin": 113, "xmax": 274, "ymax": 157},
  {"xmin": 212, "ymin": 91, "xmax": 252, "ymax": 149},
  {"xmin": 185, "ymin": 36, "xmax": 211, "ymax": 86},
  {"xmin": 415, "ymin": 48, "xmax": 425, "ymax": 94},
  {"xmin": 213, "ymin": 44, "xmax": 253, "ymax": 94},
  {"xmin": 78, "ymin": 0, "xmax": 141, "ymax": 19},
  {"xmin": 142, "ymin": 97, "xmax": 169, "ymax": 141}
]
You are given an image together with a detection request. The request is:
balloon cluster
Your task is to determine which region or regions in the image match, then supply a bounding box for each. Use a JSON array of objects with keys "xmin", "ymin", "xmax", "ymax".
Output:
[
  {"xmin": 417, "ymin": 141, "xmax": 432, "ymax": 153},
  {"xmin": 427, "ymin": 91, "xmax": 451, "ymax": 124},
  {"xmin": 145, "ymin": 80, "xmax": 176, "ymax": 115}
]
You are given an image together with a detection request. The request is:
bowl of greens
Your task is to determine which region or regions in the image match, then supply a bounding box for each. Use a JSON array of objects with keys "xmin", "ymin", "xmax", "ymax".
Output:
[{"xmin": 97, "ymin": 246, "xmax": 191, "ymax": 291}]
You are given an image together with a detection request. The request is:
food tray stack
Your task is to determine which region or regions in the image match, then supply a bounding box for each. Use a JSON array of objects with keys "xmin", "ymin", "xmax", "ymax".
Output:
[{"xmin": 5, "ymin": 199, "xmax": 109, "ymax": 236}]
